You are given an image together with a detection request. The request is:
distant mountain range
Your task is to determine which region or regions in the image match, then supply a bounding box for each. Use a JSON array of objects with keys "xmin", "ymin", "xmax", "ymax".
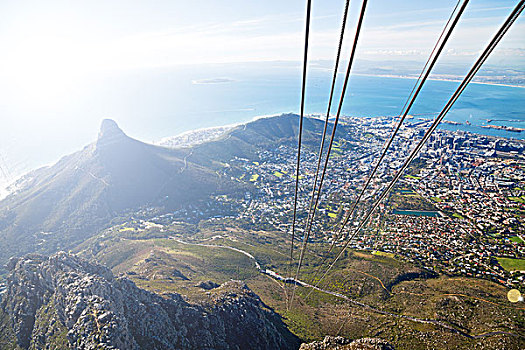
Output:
[{"xmin": 0, "ymin": 114, "xmax": 340, "ymax": 272}]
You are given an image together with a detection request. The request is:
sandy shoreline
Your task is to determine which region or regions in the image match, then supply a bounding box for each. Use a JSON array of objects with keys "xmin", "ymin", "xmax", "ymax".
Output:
[{"xmin": 354, "ymin": 73, "xmax": 525, "ymax": 89}]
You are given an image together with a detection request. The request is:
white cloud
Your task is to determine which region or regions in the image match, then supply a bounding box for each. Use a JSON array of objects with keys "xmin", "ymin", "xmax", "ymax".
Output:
[{"xmin": 0, "ymin": 3, "xmax": 523, "ymax": 83}]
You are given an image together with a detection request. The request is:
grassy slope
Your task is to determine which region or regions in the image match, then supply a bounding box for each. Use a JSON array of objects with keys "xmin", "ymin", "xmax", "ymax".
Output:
[
  {"xmin": 75, "ymin": 222, "xmax": 525, "ymax": 350},
  {"xmin": 497, "ymin": 257, "xmax": 525, "ymax": 272}
]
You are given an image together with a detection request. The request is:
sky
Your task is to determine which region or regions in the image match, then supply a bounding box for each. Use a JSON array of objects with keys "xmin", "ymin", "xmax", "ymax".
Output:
[
  {"xmin": 0, "ymin": 0, "xmax": 522, "ymax": 71},
  {"xmin": 0, "ymin": 0, "xmax": 523, "ymax": 192}
]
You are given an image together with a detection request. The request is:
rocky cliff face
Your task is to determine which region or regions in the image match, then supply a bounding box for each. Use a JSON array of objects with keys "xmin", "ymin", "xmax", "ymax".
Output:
[
  {"xmin": 0, "ymin": 253, "xmax": 300, "ymax": 349},
  {"xmin": 299, "ymin": 336, "xmax": 394, "ymax": 350}
]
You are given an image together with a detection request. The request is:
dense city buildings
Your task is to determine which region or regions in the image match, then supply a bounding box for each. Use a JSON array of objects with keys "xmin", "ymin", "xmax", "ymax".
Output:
[{"xmin": 137, "ymin": 116, "xmax": 524, "ymax": 288}]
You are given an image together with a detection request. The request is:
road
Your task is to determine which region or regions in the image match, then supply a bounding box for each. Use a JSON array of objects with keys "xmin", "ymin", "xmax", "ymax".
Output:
[
  {"xmin": 74, "ymin": 166, "xmax": 109, "ymax": 186},
  {"xmin": 171, "ymin": 237, "xmax": 523, "ymax": 340},
  {"xmin": 180, "ymin": 149, "xmax": 193, "ymax": 174},
  {"xmin": 175, "ymin": 238, "xmax": 260, "ymax": 270}
]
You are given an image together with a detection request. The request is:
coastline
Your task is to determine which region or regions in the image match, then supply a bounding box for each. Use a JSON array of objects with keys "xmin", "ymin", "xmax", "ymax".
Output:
[
  {"xmin": 353, "ymin": 73, "xmax": 525, "ymax": 89},
  {"xmin": 2, "ymin": 112, "xmax": 523, "ymax": 201},
  {"xmin": 155, "ymin": 113, "xmax": 294, "ymax": 145},
  {"xmin": 154, "ymin": 112, "xmax": 524, "ymax": 151},
  {"xmin": 155, "ymin": 109, "xmax": 525, "ymax": 147}
]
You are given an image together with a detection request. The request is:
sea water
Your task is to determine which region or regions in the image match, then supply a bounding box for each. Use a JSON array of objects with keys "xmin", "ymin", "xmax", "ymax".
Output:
[
  {"xmin": 102, "ymin": 63, "xmax": 524, "ymax": 141},
  {"xmin": 0, "ymin": 62, "xmax": 523, "ymax": 188}
]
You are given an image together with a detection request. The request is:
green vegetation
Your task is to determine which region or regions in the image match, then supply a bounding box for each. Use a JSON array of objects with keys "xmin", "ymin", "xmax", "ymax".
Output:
[
  {"xmin": 273, "ymin": 171, "xmax": 283, "ymax": 178},
  {"xmin": 510, "ymin": 236, "xmax": 524, "ymax": 244},
  {"xmin": 404, "ymin": 175, "xmax": 421, "ymax": 180},
  {"xmin": 249, "ymin": 174, "xmax": 260, "ymax": 182},
  {"xmin": 452, "ymin": 213, "xmax": 465, "ymax": 220},
  {"xmin": 0, "ymin": 308, "xmax": 23, "ymax": 350},
  {"xmin": 388, "ymin": 188, "xmax": 436, "ymax": 211},
  {"xmin": 496, "ymin": 257, "xmax": 525, "ymax": 272},
  {"xmin": 32, "ymin": 300, "xmax": 69, "ymax": 349},
  {"xmin": 372, "ymin": 250, "xmax": 396, "ymax": 259},
  {"xmin": 74, "ymin": 218, "xmax": 525, "ymax": 349},
  {"xmin": 509, "ymin": 196, "xmax": 525, "ymax": 204}
]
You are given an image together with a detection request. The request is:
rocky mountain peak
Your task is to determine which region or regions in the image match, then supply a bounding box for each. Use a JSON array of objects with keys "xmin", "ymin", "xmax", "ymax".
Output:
[
  {"xmin": 97, "ymin": 119, "xmax": 128, "ymax": 148},
  {"xmin": 0, "ymin": 253, "xmax": 300, "ymax": 349},
  {"xmin": 300, "ymin": 336, "xmax": 395, "ymax": 350}
]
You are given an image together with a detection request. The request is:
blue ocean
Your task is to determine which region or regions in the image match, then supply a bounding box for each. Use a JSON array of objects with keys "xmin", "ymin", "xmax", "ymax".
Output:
[
  {"xmin": 94, "ymin": 63, "xmax": 524, "ymax": 141},
  {"xmin": 0, "ymin": 61, "xmax": 524, "ymax": 187}
]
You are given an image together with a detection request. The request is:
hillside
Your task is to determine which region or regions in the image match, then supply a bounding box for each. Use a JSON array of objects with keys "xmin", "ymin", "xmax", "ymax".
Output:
[
  {"xmin": 74, "ymin": 220, "xmax": 525, "ymax": 350},
  {"xmin": 0, "ymin": 119, "xmax": 234, "ymax": 270},
  {"xmin": 0, "ymin": 114, "xmax": 344, "ymax": 271},
  {"xmin": 184, "ymin": 114, "xmax": 349, "ymax": 169},
  {"xmin": 1, "ymin": 113, "xmax": 522, "ymax": 349}
]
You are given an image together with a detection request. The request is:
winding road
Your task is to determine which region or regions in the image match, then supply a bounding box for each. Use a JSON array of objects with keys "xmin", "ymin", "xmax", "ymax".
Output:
[
  {"xmin": 179, "ymin": 149, "xmax": 194, "ymax": 174},
  {"xmin": 171, "ymin": 237, "xmax": 523, "ymax": 340}
]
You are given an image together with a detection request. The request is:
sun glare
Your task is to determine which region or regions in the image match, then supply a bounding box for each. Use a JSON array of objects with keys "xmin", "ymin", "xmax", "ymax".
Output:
[{"xmin": 1, "ymin": 34, "xmax": 90, "ymax": 104}]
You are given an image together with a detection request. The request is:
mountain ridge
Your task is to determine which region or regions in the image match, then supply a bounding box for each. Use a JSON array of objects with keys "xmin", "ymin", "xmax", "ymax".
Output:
[
  {"xmin": 0, "ymin": 119, "xmax": 241, "ymax": 272},
  {"xmin": 0, "ymin": 114, "xmax": 347, "ymax": 272}
]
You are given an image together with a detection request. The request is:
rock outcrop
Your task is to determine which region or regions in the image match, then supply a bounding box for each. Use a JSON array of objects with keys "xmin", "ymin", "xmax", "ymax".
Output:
[
  {"xmin": 0, "ymin": 253, "xmax": 300, "ymax": 349},
  {"xmin": 195, "ymin": 280, "xmax": 220, "ymax": 290},
  {"xmin": 300, "ymin": 336, "xmax": 394, "ymax": 350}
]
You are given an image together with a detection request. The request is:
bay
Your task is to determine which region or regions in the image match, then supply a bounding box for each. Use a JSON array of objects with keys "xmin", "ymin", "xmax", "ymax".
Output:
[{"xmin": 0, "ymin": 62, "xmax": 523, "ymax": 190}]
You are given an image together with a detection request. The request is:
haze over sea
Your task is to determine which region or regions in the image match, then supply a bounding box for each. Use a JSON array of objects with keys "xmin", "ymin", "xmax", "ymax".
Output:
[
  {"xmin": 84, "ymin": 62, "xmax": 524, "ymax": 141},
  {"xmin": 0, "ymin": 62, "xmax": 524, "ymax": 190}
]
